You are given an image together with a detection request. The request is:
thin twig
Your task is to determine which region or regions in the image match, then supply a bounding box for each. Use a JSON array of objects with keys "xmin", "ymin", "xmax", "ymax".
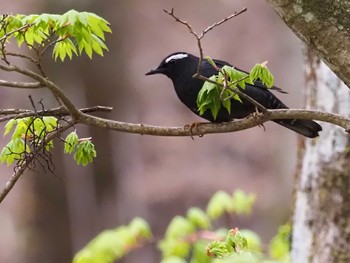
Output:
[
  {"xmin": 0, "ymin": 62, "xmax": 81, "ymax": 119},
  {"xmin": 0, "ymin": 122, "xmax": 75, "ymax": 204},
  {"xmin": 0, "ymin": 23, "xmax": 33, "ymax": 43},
  {"xmin": 6, "ymin": 52, "xmax": 38, "ymax": 65},
  {"xmin": 0, "ymin": 79, "xmax": 42, "ymax": 89},
  {"xmin": 164, "ymin": 8, "xmax": 247, "ymax": 75}
]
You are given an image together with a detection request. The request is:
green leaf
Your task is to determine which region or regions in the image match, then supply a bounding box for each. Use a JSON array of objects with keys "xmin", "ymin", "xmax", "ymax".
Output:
[
  {"xmin": 0, "ymin": 138, "xmax": 29, "ymax": 166},
  {"xmin": 12, "ymin": 120, "xmax": 28, "ymax": 139},
  {"xmin": 221, "ymin": 89, "xmax": 233, "ymax": 114},
  {"xmin": 206, "ymin": 191, "xmax": 233, "ymax": 219},
  {"xmin": 43, "ymin": 116, "xmax": 58, "ymax": 132},
  {"xmin": 186, "ymin": 207, "xmax": 211, "ymax": 230},
  {"xmin": 206, "ymin": 240, "xmax": 229, "ymax": 258},
  {"xmin": 64, "ymin": 131, "xmax": 79, "ymax": 154},
  {"xmin": 231, "ymin": 190, "xmax": 256, "ymax": 215},
  {"xmin": 159, "ymin": 239, "xmax": 191, "ymax": 259},
  {"xmin": 239, "ymin": 229, "xmax": 262, "ymax": 252},
  {"xmin": 45, "ymin": 140, "xmax": 54, "ymax": 151},
  {"xmin": 128, "ymin": 217, "xmax": 152, "ymax": 240},
  {"xmin": 269, "ymin": 223, "xmax": 291, "ymax": 260},
  {"xmin": 73, "ymin": 217, "xmax": 150, "ymax": 263},
  {"xmin": 225, "ymin": 228, "xmax": 248, "ymax": 252},
  {"xmin": 205, "ymin": 56, "xmax": 219, "ymax": 70},
  {"xmin": 196, "ymin": 76, "xmax": 222, "ymax": 120},
  {"xmin": 249, "ymin": 63, "xmax": 275, "ymax": 88},
  {"xmin": 197, "ymin": 76, "xmax": 217, "ymax": 104},
  {"xmin": 33, "ymin": 118, "xmax": 46, "ymax": 136},
  {"xmin": 4, "ymin": 119, "xmax": 17, "ymax": 136},
  {"xmin": 74, "ymin": 140, "xmax": 96, "ymax": 166},
  {"xmin": 191, "ymin": 241, "xmax": 212, "ymax": 263},
  {"xmin": 165, "ymin": 216, "xmax": 195, "ymax": 239}
]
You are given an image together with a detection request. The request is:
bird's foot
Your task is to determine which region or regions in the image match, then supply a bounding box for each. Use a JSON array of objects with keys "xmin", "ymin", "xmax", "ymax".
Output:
[
  {"xmin": 184, "ymin": 122, "xmax": 205, "ymax": 140},
  {"xmin": 251, "ymin": 110, "xmax": 266, "ymax": 132}
]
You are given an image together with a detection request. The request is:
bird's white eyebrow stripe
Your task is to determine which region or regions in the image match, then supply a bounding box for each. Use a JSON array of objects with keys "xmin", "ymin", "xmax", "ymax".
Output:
[{"xmin": 165, "ymin": 53, "xmax": 188, "ymax": 63}]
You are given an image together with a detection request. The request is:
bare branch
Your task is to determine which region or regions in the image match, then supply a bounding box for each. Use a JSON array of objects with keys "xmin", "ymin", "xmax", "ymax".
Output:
[
  {"xmin": 0, "ymin": 109, "xmax": 31, "ymax": 115},
  {"xmin": 200, "ymin": 8, "xmax": 248, "ymax": 38},
  {"xmin": 0, "ymin": 105, "xmax": 113, "ymax": 123},
  {"xmin": 0, "ymin": 79, "xmax": 42, "ymax": 89},
  {"xmin": 77, "ymin": 109, "xmax": 350, "ymax": 137},
  {"xmin": 164, "ymin": 8, "xmax": 247, "ymax": 74},
  {"xmin": 0, "ymin": 62, "xmax": 81, "ymax": 119},
  {"xmin": 6, "ymin": 52, "xmax": 38, "ymax": 65}
]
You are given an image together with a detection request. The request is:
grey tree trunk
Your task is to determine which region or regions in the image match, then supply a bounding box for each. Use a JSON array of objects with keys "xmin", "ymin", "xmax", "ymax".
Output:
[
  {"xmin": 292, "ymin": 49, "xmax": 350, "ymax": 263},
  {"xmin": 266, "ymin": 0, "xmax": 350, "ymax": 87}
]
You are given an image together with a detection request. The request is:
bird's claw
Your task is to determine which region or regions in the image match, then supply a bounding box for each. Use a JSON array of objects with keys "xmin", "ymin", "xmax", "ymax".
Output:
[
  {"xmin": 184, "ymin": 122, "xmax": 204, "ymax": 140},
  {"xmin": 251, "ymin": 110, "xmax": 266, "ymax": 132}
]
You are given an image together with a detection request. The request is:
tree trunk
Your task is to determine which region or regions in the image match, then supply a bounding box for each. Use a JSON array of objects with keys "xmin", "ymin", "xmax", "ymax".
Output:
[
  {"xmin": 292, "ymin": 48, "xmax": 350, "ymax": 263},
  {"xmin": 266, "ymin": 0, "xmax": 350, "ymax": 88}
]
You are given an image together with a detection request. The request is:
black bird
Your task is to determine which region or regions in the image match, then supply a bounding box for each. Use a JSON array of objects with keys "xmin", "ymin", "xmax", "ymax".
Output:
[{"xmin": 146, "ymin": 52, "xmax": 322, "ymax": 138}]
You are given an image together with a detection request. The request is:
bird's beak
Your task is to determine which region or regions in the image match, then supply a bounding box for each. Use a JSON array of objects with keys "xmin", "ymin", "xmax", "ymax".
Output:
[{"xmin": 145, "ymin": 68, "xmax": 163, "ymax": 75}]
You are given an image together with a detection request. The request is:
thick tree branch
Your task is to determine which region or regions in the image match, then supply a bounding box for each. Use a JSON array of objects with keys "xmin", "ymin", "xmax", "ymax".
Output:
[
  {"xmin": 77, "ymin": 109, "xmax": 350, "ymax": 137},
  {"xmin": 266, "ymin": 0, "xmax": 350, "ymax": 87}
]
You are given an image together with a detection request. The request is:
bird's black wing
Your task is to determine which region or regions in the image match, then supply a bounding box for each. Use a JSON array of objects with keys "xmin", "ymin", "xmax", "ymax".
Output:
[{"xmin": 208, "ymin": 59, "xmax": 287, "ymax": 94}]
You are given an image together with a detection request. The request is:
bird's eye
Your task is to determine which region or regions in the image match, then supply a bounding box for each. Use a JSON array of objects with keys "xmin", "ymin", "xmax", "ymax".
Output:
[{"xmin": 168, "ymin": 59, "xmax": 176, "ymax": 65}]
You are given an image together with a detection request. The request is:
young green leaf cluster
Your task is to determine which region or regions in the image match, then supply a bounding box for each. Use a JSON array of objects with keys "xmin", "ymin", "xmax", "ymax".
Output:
[
  {"xmin": 73, "ymin": 218, "xmax": 152, "ymax": 263},
  {"xmin": 64, "ymin": 131, "xmax": 97, "ymax": 166},
  {"xmin": 159, "ymin": 190, "xmax": 255, "ymax": 262},
  {"xmin": 0, "ymin": 119, "xmax": 96, "ymax": 169},
  {"xmin": 196, "ymin": 60, "xmax": 275, "ymax": 120},
  {"xmin": 206, "ymin": 190, "xmax": 256, "ymax": 219},
  {"xmin": 72, "ymin": 189, "xmax": 291, "ymax": 263},
  {"xmin": 0, "ymin": 116, "xmax": 57, "ymax": 165},
  {"xmin": 0, "ymin": 10, "xmax": 111, "ymax": 60}
]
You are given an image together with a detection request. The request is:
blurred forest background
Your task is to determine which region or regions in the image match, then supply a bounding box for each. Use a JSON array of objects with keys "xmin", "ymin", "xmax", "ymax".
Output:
[{"xmin": 0, "ymin": 0, "xmax": 305, "ymax": 262}]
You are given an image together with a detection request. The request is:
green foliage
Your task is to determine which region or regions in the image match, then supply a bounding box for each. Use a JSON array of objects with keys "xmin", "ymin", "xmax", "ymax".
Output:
[
  {"xmin": 64, "ymin": 131, "xmax": 79, "ymax": 154},
  {"xmin": 187, "ymin": 207, "xmax": 211, "ymax": 229},
  {"xmin": 64, "ymin": 131, "xmax": 96, "ymax": 166},
  {"xmin": 0, "ymin": 138, "xmax": 29, "ymax": 165},
  {"xmin": 0, "ymin": 117, "xmax": 57, "ymax": 166},
  {"xmin": 0, "ymin": 10, "xmax": 111, "ymax": 61},
  {"xmin": 250, "ymin": 62, "xmax": 274, "ymax": 88},
  {"xmin": 73, "ymin": 217, "xmax": 152, "ymax": 263},
  {"xmin": 269, "ymin": 224, "xmax": 291, "ymax": 262},
  {"xmin": 1, "ymin": 119, "xmax": 96, "ymax": 167},
  {"xmin": 62, "ymin": 131, "xmax": 97, "ymax": 166},
  {"xmin": 72, "ymin": 190, "xmax": 290, "ymax": 263},
  {"xmin": 231, "ymin": 190, "xmax": 256, "ymax": 215},
  {"xmin": 197, "ymin": 58, "xmax": 275, "ymax": 119},
  {"xmin": 73, "ymin": 140, "xmax": 96, "ymax": 166},
  {"xmin": 197, "ymin": 75, "xmax": 222, "ymax": 119},
  {"xmin": 206, "ymin": 190, "xmax": 256, "ymax": 219}
]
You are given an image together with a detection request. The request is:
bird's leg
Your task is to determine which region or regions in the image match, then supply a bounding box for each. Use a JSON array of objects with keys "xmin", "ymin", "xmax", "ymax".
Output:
[
  {"xmin": 184, "ymin": 122, "xmax": 206, "ymax": 140},
  {"xmin": 251, "ymin": 106, "xmax": 266, "ymax": 131}
]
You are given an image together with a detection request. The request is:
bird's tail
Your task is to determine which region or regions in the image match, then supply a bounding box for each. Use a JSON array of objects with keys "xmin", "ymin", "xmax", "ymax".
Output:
[{"xmin": 274, "ymin": 119, "xmax": 322, "ymax": 138}]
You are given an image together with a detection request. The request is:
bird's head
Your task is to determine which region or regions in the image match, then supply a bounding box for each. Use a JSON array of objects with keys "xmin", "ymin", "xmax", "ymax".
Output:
[{"xmin": 146, "ymin": 52, "xmax": 198, "ymax": 80}]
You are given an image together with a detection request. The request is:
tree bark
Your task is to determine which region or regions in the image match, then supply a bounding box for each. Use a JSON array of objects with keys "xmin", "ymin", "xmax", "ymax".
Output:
[
  {"xmin": 266, "ymin": 0, "xmax": 350, "ymax": 88},
  {"xmin": 292, "ymin": 48, "xmax": 350, "ymax": 263}
]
